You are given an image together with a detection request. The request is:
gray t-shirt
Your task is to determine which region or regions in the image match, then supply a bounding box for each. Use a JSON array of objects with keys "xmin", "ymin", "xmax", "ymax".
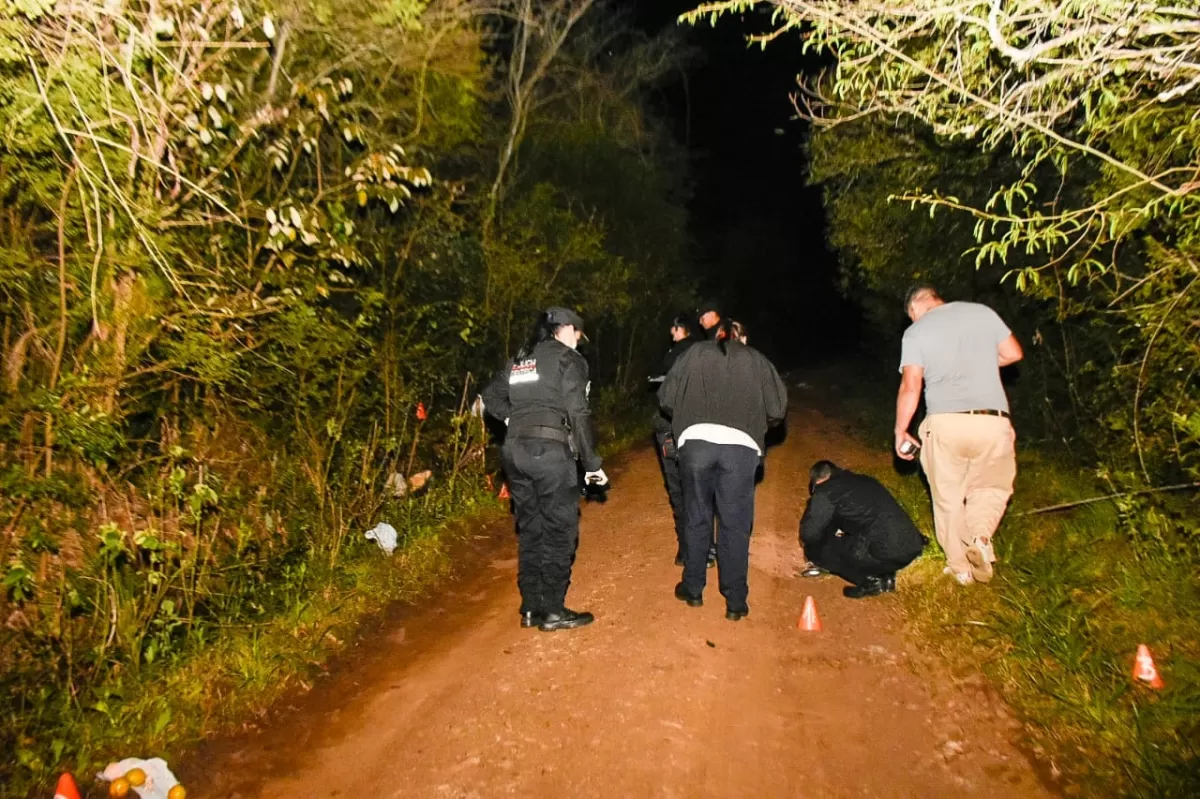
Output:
[{"xmin": 899, "ymin": 301, "xmax": 1012, "ymax": 414}]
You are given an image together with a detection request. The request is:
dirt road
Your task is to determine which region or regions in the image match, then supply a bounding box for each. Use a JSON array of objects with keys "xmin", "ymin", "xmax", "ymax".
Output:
[{"xmin": 190, "ymin": 402, "xmax": 1053, "ymax": 798}]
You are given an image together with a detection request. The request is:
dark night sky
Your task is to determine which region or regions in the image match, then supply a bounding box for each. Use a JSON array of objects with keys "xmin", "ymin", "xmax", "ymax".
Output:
[{"xmin": 626, "ymin": 1, "xmax": 859, "ymax": 366}]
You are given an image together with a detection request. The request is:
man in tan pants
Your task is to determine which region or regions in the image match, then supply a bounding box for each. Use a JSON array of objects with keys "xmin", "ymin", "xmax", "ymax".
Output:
[{"xmin": 893, "ymin": 285, "xmax": 1024, "ymax": 585}]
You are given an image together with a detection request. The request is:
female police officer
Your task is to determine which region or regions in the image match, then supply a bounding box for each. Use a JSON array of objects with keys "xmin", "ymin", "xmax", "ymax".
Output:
[{"xmin": 481, "ymin": 307, "xmax": 607, "ymax": 632}]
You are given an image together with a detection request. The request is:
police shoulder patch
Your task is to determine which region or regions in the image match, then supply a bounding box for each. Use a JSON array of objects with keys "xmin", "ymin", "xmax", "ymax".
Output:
[{"xmin": 509, "ymin": 358, "xmax": 539, "ymax": 384}]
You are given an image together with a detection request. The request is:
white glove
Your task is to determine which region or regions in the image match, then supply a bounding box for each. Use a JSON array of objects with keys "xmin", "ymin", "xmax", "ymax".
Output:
[{"xmin": 584, "ymin": 468, "xmax": 608, "ymax": 487}]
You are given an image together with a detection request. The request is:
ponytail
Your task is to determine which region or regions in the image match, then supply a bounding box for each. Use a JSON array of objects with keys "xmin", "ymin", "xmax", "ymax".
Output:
[
  {"xmin": 517, "ymin": 312, "xmax": 558, "ymax": 360},
  {"xmin": 715, "ymin": 317, "xmax": 734, "ymax": 355}
]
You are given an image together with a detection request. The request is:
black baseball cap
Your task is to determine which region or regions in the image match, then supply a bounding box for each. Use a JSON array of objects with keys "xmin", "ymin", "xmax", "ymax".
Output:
[
  {"xmin": 696, "ymin": 299, "xmax": 722, "ymax": 317},
  {"xmin": 545, "ymin": 306, "xmax": 585, "ymax": 331}
]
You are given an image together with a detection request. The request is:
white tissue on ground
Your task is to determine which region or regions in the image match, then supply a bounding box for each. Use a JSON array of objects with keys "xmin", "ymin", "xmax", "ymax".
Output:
[
  {"xmin": 99, "ymin": 757, "xmax": 179, "ymax": 798},
  {"xmin": 365, "ymin": 522, "xmax": 398, "ymax": 555}
]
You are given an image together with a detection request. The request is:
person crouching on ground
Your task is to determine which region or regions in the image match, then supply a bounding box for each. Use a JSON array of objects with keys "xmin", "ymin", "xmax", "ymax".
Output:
[
  {"xmin": 658, "ymin": 318, "xmax": 788, "ymax": 620},
  {"xmin": 799, "ymin": 461, "xmax": 926, "ymax": 599}
]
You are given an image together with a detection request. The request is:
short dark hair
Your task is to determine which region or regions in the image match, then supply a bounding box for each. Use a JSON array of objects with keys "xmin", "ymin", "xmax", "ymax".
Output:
[
  {"xmin": 904, "ymin": 283, "xmax": 940, "ymax": 310},
  {"xmin": 808, "ymin": 460, "xmax": 840, "ymax": 493},
  {"xmin": 671, "ymin": 314, "xmax": 693, "ymax": 334}
]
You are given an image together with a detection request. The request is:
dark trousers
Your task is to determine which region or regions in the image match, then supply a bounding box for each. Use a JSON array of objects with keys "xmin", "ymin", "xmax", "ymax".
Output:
[
  {"xmin": 501, "ymin": 438, "xmax": 580, "ymax": 615},
  {"xmin": 655, "ymin": 429, "xmax": 687, "ymax": 557},
  {"xmin": 679, "ymin": 440, "xmax": 759, "ymax": 611},
  {"xmin": 809, "ymin": 535, "xmax": 921, "ymax": 586}
]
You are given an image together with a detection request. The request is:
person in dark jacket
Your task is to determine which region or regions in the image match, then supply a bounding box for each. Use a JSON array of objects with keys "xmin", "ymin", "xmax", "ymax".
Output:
[
  {"xmin": 658, "ymin": 319, "xmax": 788, "ymax": 620},
  {"xmin": 649, "ymin": 314, "xmax": 716, "ymax": 568},
  {"xmin": 696, "ymin": 299, "xmax": 723, "ymax": 340},
  {"xmin": 799, "ymin": 461, "xmax": 926, "ymax": 598},
  {"xmin": 481, "ymin": 307, "xmax": 606, "ymax": 632}
]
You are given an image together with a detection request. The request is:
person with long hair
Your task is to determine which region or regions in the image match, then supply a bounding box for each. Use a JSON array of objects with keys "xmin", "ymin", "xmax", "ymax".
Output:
[
  {"xmin": 481, "ymin": 307, "xmax": 606, "ymax": 631},
  {"xmin": 658, "ymin": 318, "xmax": 788, "ymax": 620}
]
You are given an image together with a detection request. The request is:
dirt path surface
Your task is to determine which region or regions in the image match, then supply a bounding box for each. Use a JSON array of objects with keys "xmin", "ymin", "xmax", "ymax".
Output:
[{"xmin": 190, "ymin": 402, "xmax": 1052, "ymax": 799}]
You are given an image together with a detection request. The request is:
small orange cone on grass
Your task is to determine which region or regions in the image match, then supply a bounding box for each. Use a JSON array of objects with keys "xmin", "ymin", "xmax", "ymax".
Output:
[
  {"xmin": 798, "ymin": 595, "xmax": 822, "ymax": 632},
  {"xmin": 1133, "ymin": 644, "xmax": 1164, "ymax": 689},
  {"xmin": 54, "ymin": 774, "xmax": 81, "ymax": 799},
  {"xmin": 498, "ymin": 483, "xmax": 511, "ymax": 499}
]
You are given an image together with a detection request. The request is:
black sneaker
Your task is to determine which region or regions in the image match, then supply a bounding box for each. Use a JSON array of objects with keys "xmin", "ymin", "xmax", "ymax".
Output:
[
  {"xmin": 881, "ymin": 573, "xmax": 897, "ymax": 593},
  {"xmin": 725, "ymin": 606, "xmax": 749, "ymax": 621},
  {"xmin": 539, "ymin": 609, "xmax": 595, "ymax": 632},
  {"xmin": 843, "ymin": 577, "xmax": 886, "ymax": 599},
  {"xmin": 674, "ymin": 582, "xmax": 703, "ymax": 607},
  {"xmin": 706, "ymin": 545, "xmax": 717, "ymax": 569},
  {"xmin": 799, "ymin": 562, "xmax": 826, "ymax": 578},
  {"xmin": 520, "ymin": 610, "xmax": 545, "ymax": 629}
]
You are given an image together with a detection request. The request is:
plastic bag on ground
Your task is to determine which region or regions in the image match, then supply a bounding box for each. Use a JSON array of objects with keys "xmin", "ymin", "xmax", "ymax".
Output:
[
  {"xmin": 365, "ymin": 522, "xmax": 398, "ymax": 555},
  {"xmin": 99, "ymin": 757, "xmax": 179, "ymax": 799}
]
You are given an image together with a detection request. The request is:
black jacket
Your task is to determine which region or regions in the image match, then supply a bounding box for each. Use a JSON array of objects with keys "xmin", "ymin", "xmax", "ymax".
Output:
[
  {"xmin": 658, "ymin": 336, "xmax": 696, "ymax": 377},
  {"xmin": 800, "ymin": 469, "xmax": 924, "ymax": 559},
  {"xmin": 652, "ymin": 337, "xmax": 696, "ymax": 440},
  {"xmin": 657, "ymin": 340, "xmax": 788, "ymax": 452},
  {"xmin": 481, "ymin": 339, "xmax": 602, "ymax": 472}
]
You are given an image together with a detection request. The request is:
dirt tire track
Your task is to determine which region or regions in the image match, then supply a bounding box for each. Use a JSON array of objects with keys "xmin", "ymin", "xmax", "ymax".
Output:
[{"xmin": 189, "ymin": 403, "xmax": 1053, "ymax": 798}]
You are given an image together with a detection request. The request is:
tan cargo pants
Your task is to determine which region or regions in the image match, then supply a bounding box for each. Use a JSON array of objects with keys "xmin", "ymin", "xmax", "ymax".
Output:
[{"xmin": 918, "ymin": 413, "xmax": 1016, "ymax": 576}]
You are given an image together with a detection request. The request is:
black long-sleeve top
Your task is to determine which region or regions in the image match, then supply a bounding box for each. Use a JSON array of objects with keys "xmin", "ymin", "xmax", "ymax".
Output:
[
  {"xmin": 800, "ymin": 468, "xmax": 925, "ymax": 559},
  {"xmin": 657, "ymin": 339, "xmax": 788, "ymax": 453},
  {"xmin": 481, "ymin": 338, "xmax": 601, "ymax": 472}
]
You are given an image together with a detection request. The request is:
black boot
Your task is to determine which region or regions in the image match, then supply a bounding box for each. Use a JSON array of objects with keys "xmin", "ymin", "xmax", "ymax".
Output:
[
  {"xmin": 725, "ymin": 605, "xmax": 749, "ymax": 621},
  {"xmin": 520, "ymin": 610, "xmax": 545, "ymax": 629},
  {"xmin": 843, "ymin": 576, "xmax": 886, "ymax": 599},
  {"xmin": 539, "ymin": 608, "xmax": 595, "ymax": 632},
  {"xmin": 674, "ymin": 582, "xmax": 703, "ymax": 607}
]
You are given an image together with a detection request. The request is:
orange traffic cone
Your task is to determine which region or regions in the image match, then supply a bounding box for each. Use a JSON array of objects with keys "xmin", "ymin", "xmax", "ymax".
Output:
[
  {"xmin": 54, "ymin": 773, "xmax": 81, "ymax": 799},
  {"xmin": 1133, "ymin": 644, "xmax": 1164, "ymax": 689},
  {"xmin": 797, "ymin": 595, "xmax": 822, "ymax": 631},
  {"xmin": 498, "ymin": 483, "xmax": 511, "ymax": 500}
]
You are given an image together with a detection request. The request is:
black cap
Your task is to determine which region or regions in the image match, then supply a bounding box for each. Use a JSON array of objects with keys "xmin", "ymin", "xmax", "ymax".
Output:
[
  {"xmin": 545, "ymin": 306, "xmax": 585, "ymax": 331},
  {"xmin": 697, "ymin": 299, "xmax": 721, "ymax": 317}
]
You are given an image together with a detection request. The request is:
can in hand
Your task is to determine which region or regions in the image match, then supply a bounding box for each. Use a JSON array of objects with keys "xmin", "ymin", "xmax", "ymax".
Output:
[{"xmin": 899, "ymin": 439, "xmax": 920, "ymax": 456}]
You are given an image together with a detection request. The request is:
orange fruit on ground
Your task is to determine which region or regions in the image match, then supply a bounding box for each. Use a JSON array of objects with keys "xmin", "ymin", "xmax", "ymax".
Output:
[
  {"xmin": 168, "ymin": 785, "xmax": 187, "ymax": 799},
  {"xmin": 125, "ymin": 768, "xmax": 147, "ymax": 787},
  {"xmin": 108, "ymin": 777, "xmax": 131, "ymax": 798}
]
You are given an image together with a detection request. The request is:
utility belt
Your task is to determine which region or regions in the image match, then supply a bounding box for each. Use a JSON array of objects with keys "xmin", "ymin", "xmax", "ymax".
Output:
[{"xmin": 511, "ymin": 424, "xmax": 569, "ymax": 444}]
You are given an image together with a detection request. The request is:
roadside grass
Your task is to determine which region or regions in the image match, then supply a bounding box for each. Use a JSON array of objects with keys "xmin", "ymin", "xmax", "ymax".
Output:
[
  {"xmin": 6, "ymin": 482, "xmax": 501, "ymax": 799},
  {"xmin": 8, "ymin": 399, "xmax": 651, "ymax": 799},
  {"xmin": 798, "ymin": 365, "xmax": 1200, "ymax": 798}
]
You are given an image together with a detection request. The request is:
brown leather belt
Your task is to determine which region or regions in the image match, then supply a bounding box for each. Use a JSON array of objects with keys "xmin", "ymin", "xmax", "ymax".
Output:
[{"xmin": 957, "ymin": 409, "xmax": 1010, "ymax": 419}]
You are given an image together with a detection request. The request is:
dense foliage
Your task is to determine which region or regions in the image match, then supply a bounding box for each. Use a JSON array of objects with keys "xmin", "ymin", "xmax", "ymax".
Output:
[
  {"xmin": 0, "ymin": 0, "xmax": 693, "ymax": 792},
  {"xmin": 684, "ymin": 1, "xmax": 1199, "ymax": 794}
]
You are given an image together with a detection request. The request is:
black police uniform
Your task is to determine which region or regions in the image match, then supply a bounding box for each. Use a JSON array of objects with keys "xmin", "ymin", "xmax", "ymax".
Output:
[
  {"xmin": 651, "ymin": 336, "xmax": 715, "ymax": 566},
  {"xmin": 481, "ymin": 322, "xmax": 601, "ymax": 631},
  {"xmin": 800, "ymin": 467, "xmax": 926, "ymax": 596}
]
